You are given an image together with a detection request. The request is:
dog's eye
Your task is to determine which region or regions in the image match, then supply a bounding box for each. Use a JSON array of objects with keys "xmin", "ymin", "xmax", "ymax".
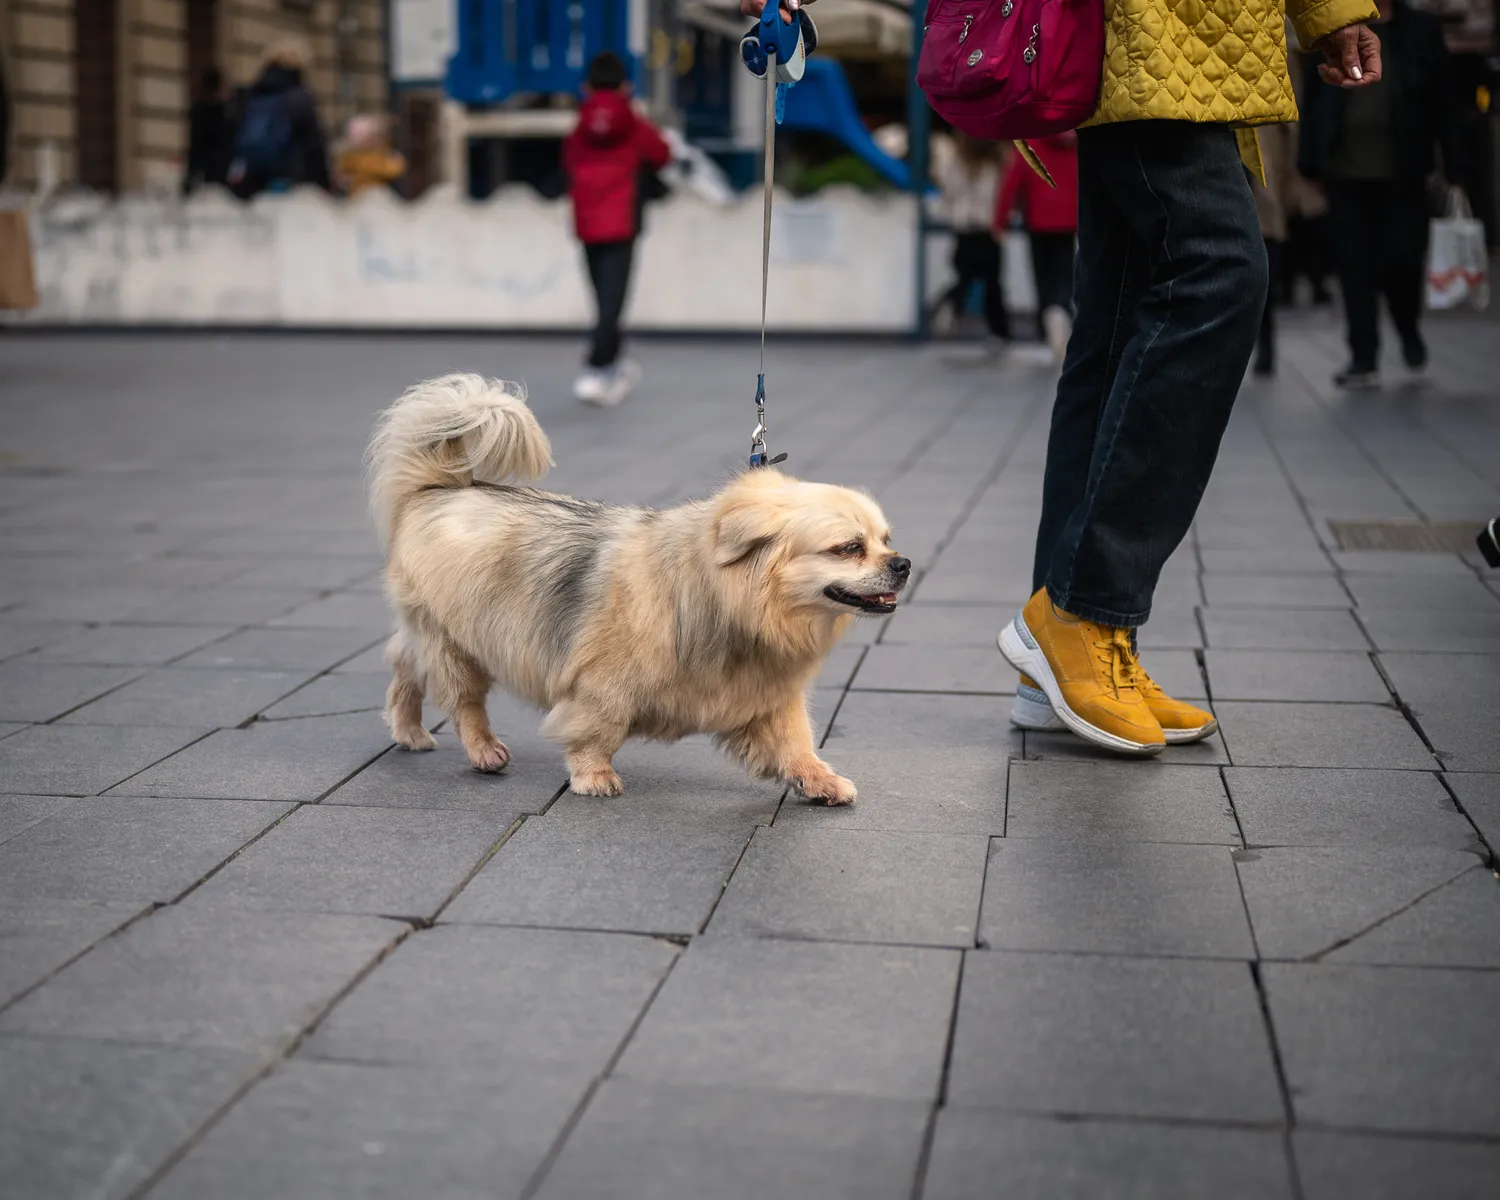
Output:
[{"xmin": 829, "ymin": 541, "xmax": 864, "ymax": 557}]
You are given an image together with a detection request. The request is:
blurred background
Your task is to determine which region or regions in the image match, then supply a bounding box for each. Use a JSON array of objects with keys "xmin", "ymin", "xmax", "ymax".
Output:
[{"xmin": 1, "ymin": 0, "xmax": 1492, "ymax": 335}]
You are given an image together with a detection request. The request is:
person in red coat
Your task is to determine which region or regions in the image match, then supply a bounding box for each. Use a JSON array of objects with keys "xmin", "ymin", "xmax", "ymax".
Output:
[
  {"xmin": 562, "ymin": 52, "xmax": 672, "ymax": 405},
  {"xmin": 995, "ymin": 133, "xmax": 1080, "ymax": 363}
]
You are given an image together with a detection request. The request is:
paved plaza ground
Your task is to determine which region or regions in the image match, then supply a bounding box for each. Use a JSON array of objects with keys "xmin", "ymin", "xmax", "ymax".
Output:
[{"xmin": 1, "ymin": 317, "xmax": 1498, "ymax": 1199}]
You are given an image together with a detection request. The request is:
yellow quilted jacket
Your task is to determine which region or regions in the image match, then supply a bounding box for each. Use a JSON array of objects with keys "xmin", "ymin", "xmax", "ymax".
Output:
[{"xmin": 1085, "ymin": 0, "xmax": 1379, "ymax": 173}]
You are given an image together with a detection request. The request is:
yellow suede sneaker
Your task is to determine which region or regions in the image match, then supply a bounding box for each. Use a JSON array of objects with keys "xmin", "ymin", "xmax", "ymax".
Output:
[
  {"xmin": 1016, "ymin": 663, "xmax": 1219, "ymax": 744},
  {"xmin": 1125, "ymin": 649, "xmax": 1220, "ymax": 744},
  {"xmin": 998, "ymin": 589, "xmax": 1165, "ymax": 756}
]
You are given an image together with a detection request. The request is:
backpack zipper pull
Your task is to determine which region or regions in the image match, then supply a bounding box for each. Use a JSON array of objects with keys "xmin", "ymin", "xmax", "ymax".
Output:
[{"xmin": 958, "ymin": 15, "xmax": 974, "ymax": 44}]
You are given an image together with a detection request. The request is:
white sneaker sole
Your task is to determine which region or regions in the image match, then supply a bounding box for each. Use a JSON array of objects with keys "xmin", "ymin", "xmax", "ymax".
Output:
[
  {"xmin": 1011, "ymin": 682, "xmax": 1066, "ymax": 731},
  {"xmin": 1016, "ymin": 681, "xmax": 1217, "ymax": 743},
  {"xmin": 997, "ymin": 614, "xmax": 1164, "ymax": 756}
]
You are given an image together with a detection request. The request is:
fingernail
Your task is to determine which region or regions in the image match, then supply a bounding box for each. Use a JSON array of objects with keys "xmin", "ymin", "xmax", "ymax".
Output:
[{"xmin": 1352, "ymin": 66, "xmax": 1362, "ymax": 79}]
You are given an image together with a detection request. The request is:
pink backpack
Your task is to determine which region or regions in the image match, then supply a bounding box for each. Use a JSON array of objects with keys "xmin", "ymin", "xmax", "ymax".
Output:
[{"xmin": 916, "ymin": 0, "xmax": 1105, "ymax": 141}]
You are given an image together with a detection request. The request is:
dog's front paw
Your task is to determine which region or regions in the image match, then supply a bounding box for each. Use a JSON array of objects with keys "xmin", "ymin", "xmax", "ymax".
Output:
[
  {"xmin": 570, "ymin": 768, "xmax": 624, "ymax": 797},
  {"xmin": 794, "ymin": 764, "xmax": 858, "ymax": 806},
  {"xmin": 466, "ymin": 737, "xmax": 511, "ymax": 773},
  {"xmin": 393, "ymin": 726, "xmax": 437, "ymax": 752}
]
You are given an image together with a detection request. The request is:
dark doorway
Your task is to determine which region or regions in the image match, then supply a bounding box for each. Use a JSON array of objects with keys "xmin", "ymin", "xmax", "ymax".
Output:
[{"xmin": 74, "ymin": 0, "xmax": 120, "ymax": 192}]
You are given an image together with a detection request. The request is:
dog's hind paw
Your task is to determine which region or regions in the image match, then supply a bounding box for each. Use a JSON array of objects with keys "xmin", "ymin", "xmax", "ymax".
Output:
[
  {"xmin": 393, "ymin": 726, "xmax": 438, "ymax": 752},
  {"xmin": 466, "ymin": 737, "xmax": 511, "ymax": 773},
  {"xmin": 794, "ymin": 767, "xmax": 858, "ymax": 806},
  {"xmin": 570, "ymin": 768, "xmax": 624, "ymax": 797}
]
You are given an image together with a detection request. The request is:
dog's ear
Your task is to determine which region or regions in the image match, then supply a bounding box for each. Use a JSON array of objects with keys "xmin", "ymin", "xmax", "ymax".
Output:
[{"xmin": 714, "ymin": 501, "xmax": 779, "ymax": 567}]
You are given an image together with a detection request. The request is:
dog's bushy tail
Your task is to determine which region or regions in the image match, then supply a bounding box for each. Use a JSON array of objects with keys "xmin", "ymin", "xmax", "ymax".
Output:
[{"xmin": 367, "ymin": 373, "xmax": 553, "ymax": 543}]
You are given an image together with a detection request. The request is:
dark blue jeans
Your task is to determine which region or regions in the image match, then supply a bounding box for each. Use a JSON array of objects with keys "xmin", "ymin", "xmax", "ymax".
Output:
[{"xmin": 1030, "ymin": 121, "xmax": 1267, "ymax": 627}]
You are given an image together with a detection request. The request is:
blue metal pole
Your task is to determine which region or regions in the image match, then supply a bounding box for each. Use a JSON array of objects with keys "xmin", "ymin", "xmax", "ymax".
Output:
[{"xmin": 908, "ymin": 0, "xmax": 930, "ymax": 340}]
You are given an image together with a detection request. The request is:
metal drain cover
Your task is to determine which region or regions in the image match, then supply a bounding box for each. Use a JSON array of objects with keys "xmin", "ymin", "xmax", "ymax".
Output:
[{"xmin": 1327, "ymin": 519, "xmax": 1483, "ymax": 553}]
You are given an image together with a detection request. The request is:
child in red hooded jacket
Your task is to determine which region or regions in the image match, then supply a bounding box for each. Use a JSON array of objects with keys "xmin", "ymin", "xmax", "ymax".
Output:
[
  {"xmin": 562, "ymin": 52, "xmax": 672, "ymax": 406},
  {"xmin": 995, "ymin": 133, "xmax": 1080, "ymax": 364}
]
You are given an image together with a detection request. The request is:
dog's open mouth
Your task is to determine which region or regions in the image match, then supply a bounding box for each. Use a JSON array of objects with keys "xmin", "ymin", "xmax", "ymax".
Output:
[{"xmin": 824, "ymin": 585, "xmax": 900, "ymax": 614}]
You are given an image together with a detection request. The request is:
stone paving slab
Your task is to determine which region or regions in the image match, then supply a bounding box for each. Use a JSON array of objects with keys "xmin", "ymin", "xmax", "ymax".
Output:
[
  {"xmin": 850, "ymin": 643, "xmax": 1018, "ymax": 694},
  {"xmin": 924, "ymin": 1111, "xmax": 1294, "ymax": 1200},
  {"xmin": 29, "ymin": 622, "xmax": 239, "ymax": 666},
  {"xmin": 0, "ymin": 796, "xmax": 293, "ymax": 905},
  {"xmin": 1377, "ymin": 653, "xmax": 1500, "ymax": 772},
  {"xmin": 1235, "ymin": 846, "xmax": 1488, "ymax": 961},
  {"xmin": 1294, "ymin": 1131, "xmax": 1500, "ymax": 1200},
  {"xmin": 0, "ymin": 723, "xmax": 212, "ymax": 796},
  {"xmin": 59, "ymin": 667, "xmax": 315, "ymax": 727},
  {"xmin": 446, "ymin": 808, "xmax": 754, "ymax": 936},
  {"xmin": 1200, "ymin": 607, "xmax": 1371, "ymax": 651},
  {"xmin": 0, "ymin": 898, "xmax": 146, "ymax": 1008},
  {"xmin": 616, "ymin": 937, "xmax": 959, "ymax": 1099},
  {"xmin": 1214, "ymin": 702, "xmax": 1435, "ymax": 770},
  {"xmin": 1005, "ymin": 760, "xmax": 1238, "ymax": 844},
  {"xmin": 980, "ymin": 840, "xmax": 1254, "ymax": 958},
  {"xmin": 0, "ymin": 793, "xmax": 76, "ymax": 845},
  {"xmin": 0, "ymin": 1036, "xmax": 257, "ymax": 1200},
  {"xmin": 150, "ymin": 1060, "xmax": 593, "ymax": 1200},
  {"xmin": 1343, "ymin": 572, "xmax": 1500, "ymax": 610},
  {"xmin": 122, "ymin": 585, "xmax": 325, "ymax": 627},
  {"xmin": 303, "ymin": 926, "xmax": 677, "ymax": 1071},
  {"xmin": 535, "ymin": 1081, "xmax": 930, "ymax": 1200},
  {"xmin": 0, "ymin": 903, "xmax": 405, "ymax": 1052},
  {"xmin": 0, "ymin": 620, "xmax": 88, "ymax": 661},
  {"xmin": 773, "ymin": 743, "xmax": 1012, "ymax": 833},
  {"xmin": 0, "ymin": 661, "xmax": 143, "ymax": 722},
  {"xmin": 195, "ymin": 804, "xmax": 511, "ymax": 918},
  {"xmin": 109, "ymin": 712, "xmax": 394, "ymax": 801},
  {"xmin": 1201, "ymin": 572, "xmax": 1350, "ymax": 609},
  {"xmin": 1447, "ymin": 773, "xmax": 1498, "ymax": 848},
  {"xmin": 323, "ymin": 739, "xmax": 565, "ymax": 812},
  {"xmin": 1224, "ymin": 768, "xmax": 1478, "ymax": 849},
  {"xmin": 256, "ymin": 671, "xmax": 393, "ymax": 720},
  {"xmin": 172, "ymin": 627, "xmax": 381, "ymax": 671},
  {"xmin": 1265, "ymin": 963, "xmax": 1500, "ymax": 1136},
  {"xmin": 1357, "ymin": 607, "xmax": 1500, "ymax": 653},
  {"xmin": 1204, "ymin": 649, "xmax": 1391, "ymax": 703},
  {"xmin": 947, "ymin": 952, "xmax": 1283, "ymax": 1121},
  {"xmin": 710, "ymin": 825, "xmax": 988, "ymax": 947}
]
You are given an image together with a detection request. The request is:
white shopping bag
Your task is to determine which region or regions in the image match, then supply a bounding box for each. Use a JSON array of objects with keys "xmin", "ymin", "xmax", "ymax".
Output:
[{"xmin": 1426, "ymin": 188, "xmax": 1489, "ymax": 311}]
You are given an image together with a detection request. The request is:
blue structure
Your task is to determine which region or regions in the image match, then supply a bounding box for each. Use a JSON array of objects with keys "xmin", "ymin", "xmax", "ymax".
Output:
[
  {"xmin": 778, "ymin": 59, "xmax": 911, "ymax": 190},
  {"xmin": 446, "ymin": 0, "xmax": 636, "ymax": 104}
]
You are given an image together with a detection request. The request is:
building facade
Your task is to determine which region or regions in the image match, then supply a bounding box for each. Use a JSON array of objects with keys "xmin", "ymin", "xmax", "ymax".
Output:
[{"xmin": 0, "ymin": 0, "xmax": 387, "ymax": 191}]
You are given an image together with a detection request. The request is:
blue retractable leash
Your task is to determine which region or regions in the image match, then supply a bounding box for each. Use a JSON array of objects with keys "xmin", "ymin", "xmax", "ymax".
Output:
[{"xmin": 740, "ymin": 2, "xmax": 818, "ymax": 468}]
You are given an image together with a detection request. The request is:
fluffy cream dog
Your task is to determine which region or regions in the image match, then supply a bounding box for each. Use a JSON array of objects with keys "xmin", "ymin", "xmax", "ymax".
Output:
[{"xmin": 367, "ymin": 374, "xmax": 910, "ymax": 802}]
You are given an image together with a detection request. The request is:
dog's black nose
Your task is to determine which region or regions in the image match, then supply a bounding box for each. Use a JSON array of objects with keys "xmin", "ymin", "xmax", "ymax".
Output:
[{"xmin": 889, "ymin": 556, "xmax": 911, "ymax": 578}]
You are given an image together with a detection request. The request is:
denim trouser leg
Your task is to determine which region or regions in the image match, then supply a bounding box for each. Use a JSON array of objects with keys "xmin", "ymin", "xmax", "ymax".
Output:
[{"xmin": 1030, "ymin": 121, "xmax": 1267, "ymax": 627}]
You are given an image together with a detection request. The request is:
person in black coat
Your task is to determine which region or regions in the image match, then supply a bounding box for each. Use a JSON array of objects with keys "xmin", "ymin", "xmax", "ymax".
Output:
[
  {"xmin": 228, "ymin": 40, "xmax": 331, "ymax": 198},
  {"xmin": 1299, "ymin": 0, "xmax": 1467, "ymax": 389},
  {"xmin": 183, "ymin": 67, "xmax": 237, "ymax": 194}
]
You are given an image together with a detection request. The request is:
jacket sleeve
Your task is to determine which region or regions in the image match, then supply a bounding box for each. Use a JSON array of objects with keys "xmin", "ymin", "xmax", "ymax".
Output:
[
  {"xmin": 1287, "ymin": 0, "xmax": 1379, "ymax": 52},
  {"xmin": 636, "ymin": 119, "xmax": 673, "ymax": 170},
  {"xmin": 994, "ymin": 157, "xmax": 1024, "ymax": 229}
]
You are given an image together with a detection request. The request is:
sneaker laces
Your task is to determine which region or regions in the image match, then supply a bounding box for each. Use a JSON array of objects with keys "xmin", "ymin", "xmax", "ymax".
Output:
[
  {"xmin": 1119, "ymin": 637, "xmax": 1163, "ymax": 698},
  {"xmin": 1091, "ymin": 627, "xmax": 1143, "ymax": 698}
]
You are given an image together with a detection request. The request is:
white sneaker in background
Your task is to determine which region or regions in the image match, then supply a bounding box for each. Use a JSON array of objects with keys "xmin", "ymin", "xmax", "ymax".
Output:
[
  {"xmin": 1042, "ymin": 306, "xmax": 1073, "ymax": 364},
  {"xmin": 573, "ymin": 370, "xmax": 608, "ymax": 402},
  {"xmin": 584, "ymin": 359, "xmax": 641, "ymax": 408}
]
